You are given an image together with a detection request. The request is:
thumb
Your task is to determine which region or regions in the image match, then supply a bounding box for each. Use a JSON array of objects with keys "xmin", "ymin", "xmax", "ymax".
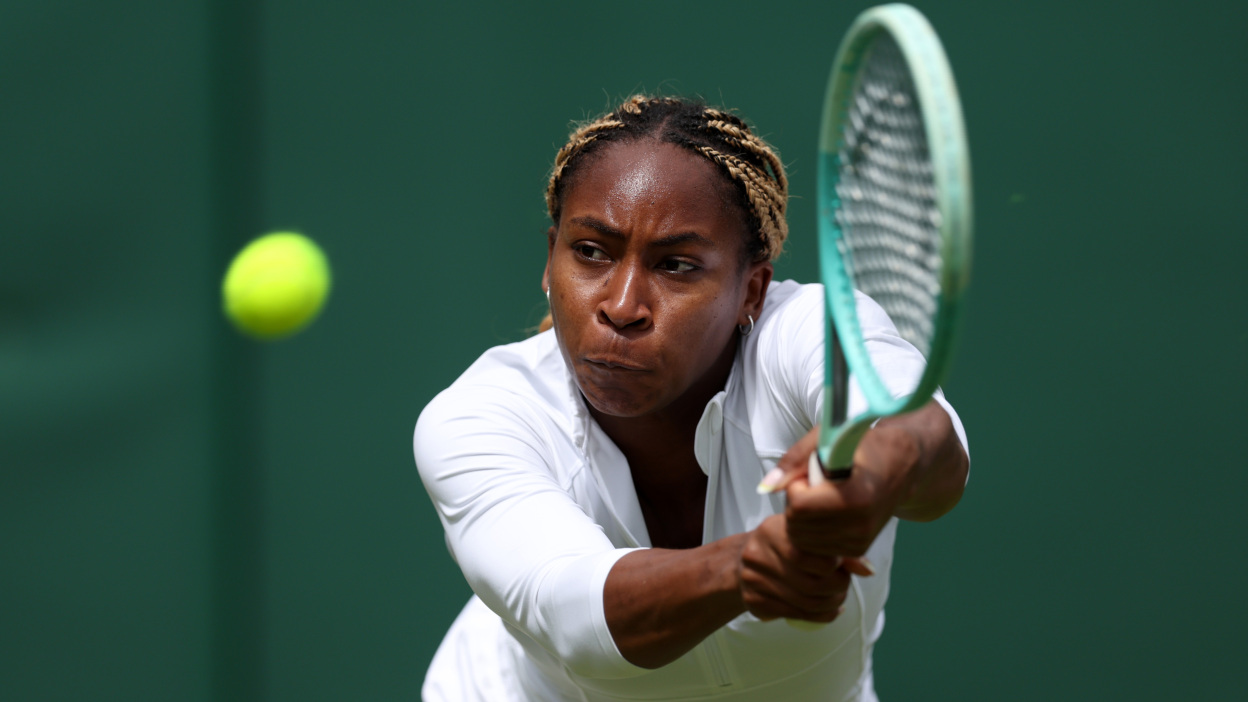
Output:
[
  {"xmin": 757, "ymin": 427, "xmax": 820, "ymax": 495},
  {"xmin": 841, "ymin": 557, "xmax": 876, "ymax": 577}
]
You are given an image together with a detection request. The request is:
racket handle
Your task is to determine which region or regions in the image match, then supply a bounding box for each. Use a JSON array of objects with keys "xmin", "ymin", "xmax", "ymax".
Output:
[
  {"xmin": 807, "ymin": 451, "xmax": 852, "ymax": 487},
  {"xmin": 789, "ymin": 452, "xmax": 853, "ymax": 631}
]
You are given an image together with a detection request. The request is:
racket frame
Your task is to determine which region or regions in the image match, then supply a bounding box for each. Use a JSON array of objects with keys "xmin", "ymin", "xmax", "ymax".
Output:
[{"xmin": 812, "ymin": 3, "xmax": 973, "ymax": 479}]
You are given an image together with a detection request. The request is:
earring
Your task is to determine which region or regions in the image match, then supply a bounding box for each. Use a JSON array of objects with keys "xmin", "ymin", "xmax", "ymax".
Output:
[
  {"xmin": 738, "ymin": 315, "xmax": 754, "ymax": 336},
  {"xmin": 545, "ymin": 288, "xmax": 550, "ymax": 303}
]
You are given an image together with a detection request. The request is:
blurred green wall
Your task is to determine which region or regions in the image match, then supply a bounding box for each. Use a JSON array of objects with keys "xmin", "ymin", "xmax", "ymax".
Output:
[
  {"xmin": 2, "ymin": 2, "xmax": 217, "ymax": 699},
  {"xmin": 2, "ymin": 1, "xmax": 1245, "ymax": 700}
]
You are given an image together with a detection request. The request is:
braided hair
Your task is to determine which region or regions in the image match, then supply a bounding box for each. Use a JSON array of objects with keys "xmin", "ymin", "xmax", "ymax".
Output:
[{"xmin": 540, "ymin": 95, "xmax": 788, "ymax": 332}]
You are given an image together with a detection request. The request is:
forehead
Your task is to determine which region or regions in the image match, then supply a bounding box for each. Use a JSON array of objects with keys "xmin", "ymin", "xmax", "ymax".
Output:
[{"xmin": 561, "ymin": 140, "xmax": 745, "ymax": 241}]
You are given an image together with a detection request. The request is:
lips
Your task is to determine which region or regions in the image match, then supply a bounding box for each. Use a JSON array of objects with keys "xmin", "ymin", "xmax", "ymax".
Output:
[{"xmin": 583, "ymin": 356, "xmax": 648, "ymax": 372}]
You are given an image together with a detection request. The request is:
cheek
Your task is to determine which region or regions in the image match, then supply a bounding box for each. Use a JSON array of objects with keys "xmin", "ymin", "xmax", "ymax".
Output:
[{"xmin": 664, "ymin": 296, "xmax": 737, "ymax": 352}]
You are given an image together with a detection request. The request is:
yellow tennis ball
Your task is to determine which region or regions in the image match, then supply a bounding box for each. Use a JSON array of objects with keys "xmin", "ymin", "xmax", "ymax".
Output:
[{"xmin": 222, "ymin": 232, "xmax": 331, "ymax": 340}]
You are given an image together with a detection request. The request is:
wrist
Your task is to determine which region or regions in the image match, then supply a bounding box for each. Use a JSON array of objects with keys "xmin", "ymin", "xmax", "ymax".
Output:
[{"xmin": 724, "ymin": 532, "xmax": 751, "ymax": 615}]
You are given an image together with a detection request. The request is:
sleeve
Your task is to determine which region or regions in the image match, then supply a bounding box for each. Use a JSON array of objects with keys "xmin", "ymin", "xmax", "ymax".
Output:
[
  {"xmin": 851, "ymin": 291, "xmax": 970, "ymax": 461},
  {"xmin": 760, "ymin": 285, "xmax": 969, "ymax": 460},
  {"xmin": 414, "ymin": 387, "xmax": 647, "ymax": 680}
]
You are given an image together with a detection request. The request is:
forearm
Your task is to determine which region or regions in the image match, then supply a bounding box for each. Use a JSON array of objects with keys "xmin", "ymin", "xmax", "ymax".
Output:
[
  {"xmin": 881, "ymin": 399, "xmax": 968, "ymax": 522},
  {"xmin": 604, "ymin": 534, "xmax": 748, "ymax": 669}
]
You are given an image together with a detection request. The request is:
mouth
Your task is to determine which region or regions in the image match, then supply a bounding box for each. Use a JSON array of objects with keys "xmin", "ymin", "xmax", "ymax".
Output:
[{"xmin": 583, "ymin": 356, "xmax": 648, "ymax": 372}]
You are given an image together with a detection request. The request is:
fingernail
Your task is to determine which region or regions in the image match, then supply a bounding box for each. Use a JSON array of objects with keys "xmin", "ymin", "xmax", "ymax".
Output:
[
  {"xmin": 756, "ymin": 468, "xmax": 785, "ymax": 494},
  {"xmin": 860, "ymin": 558, "xmax": 876, "ymax": 576}
]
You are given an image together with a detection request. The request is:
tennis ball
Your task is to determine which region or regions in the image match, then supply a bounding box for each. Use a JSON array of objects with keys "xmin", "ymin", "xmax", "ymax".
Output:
[{"xmin": 222, "ymin": 232, "xmax": 331, "ymax": 340}]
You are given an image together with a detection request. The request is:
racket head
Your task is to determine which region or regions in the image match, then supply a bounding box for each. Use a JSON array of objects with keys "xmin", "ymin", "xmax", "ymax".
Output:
[{"xmin": 816, "ymin": 3, "xmax": 972, "ymax": 465}]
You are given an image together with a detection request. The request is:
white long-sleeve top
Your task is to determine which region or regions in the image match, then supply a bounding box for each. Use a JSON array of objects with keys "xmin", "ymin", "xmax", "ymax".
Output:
[{"xmin": 414, "ymin": 280, "xmax": 968, "ymax": 701}]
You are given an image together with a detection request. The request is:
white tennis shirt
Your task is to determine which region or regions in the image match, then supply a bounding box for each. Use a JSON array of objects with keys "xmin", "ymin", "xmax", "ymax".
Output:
[{"xmin": 414, "ymin": 280, "xmax": 968, "ymax": 701}]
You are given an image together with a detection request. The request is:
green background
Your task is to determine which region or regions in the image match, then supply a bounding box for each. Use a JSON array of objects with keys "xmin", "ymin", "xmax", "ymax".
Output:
[{"xmin": 3, "ymin": 0, "xmax": 1245, "ymax": 699}]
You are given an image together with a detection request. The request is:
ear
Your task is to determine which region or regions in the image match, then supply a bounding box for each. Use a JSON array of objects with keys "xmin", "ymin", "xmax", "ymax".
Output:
[
  {"xmin": 738, "ymin": 261, "xmax": 773, "ymax": 326},
  {"xmin": 542, "ymin": 226, "xmax": 557, "ymax": 292}
]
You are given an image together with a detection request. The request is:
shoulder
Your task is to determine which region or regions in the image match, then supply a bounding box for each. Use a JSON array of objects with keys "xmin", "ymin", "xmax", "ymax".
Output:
[
  {"xmin": 424, "ymin": 330, "xmax": 564, "ymax": 408},
  {"xmin": 414, "ymin": 331, "xmax": 572, "ymax": 464},
  {"xmin": 753, "ymin": 280, "xmax": 906, "ymax": 349},
  {"xmin": 755, "ymin": 280, "xmax": 894, "ymax": 331},
  {"xmin": 758, "ymin": 279, "xmax": 821, "ymax": 326},
  {"xmin": 747, "ymin": 280, "xmax": 823, "ymax": 362},
  {"xmin": 748, "ymin": 280, "xmax": 822, "ymax": 355}
]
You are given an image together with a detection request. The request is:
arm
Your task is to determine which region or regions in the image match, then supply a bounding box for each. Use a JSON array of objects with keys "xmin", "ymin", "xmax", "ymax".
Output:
[
  {"xmin": 608, "ymin": 290, "xmax": 970, "ymax": 668},
  {"xmin": 604, "ymin": 519, "xmax": 861, "ymax": 668},
  {"xmin": 756, "ymin": 286, "xmax": 970, "ymax": 558},
  {"xmin": 603, "ymin": 536, "xmax": 747, "ymax": 669},
  {"xmin": 602, "ymin": 401, "xmax": 965, "ymax": 669},
  {"xmin": 415, "ymin": 392, "xmax": 646, "ymax": 679},
  {"xmin": 776, "ymin": 399, "xmax": 969, "ymax": 559},
  {"xmin": 419, "ymin": 389, "xmax": 857, "ymax": 673}
]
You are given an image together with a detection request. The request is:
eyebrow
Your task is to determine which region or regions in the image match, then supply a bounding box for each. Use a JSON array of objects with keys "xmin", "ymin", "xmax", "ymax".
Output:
[{"xmin": 568, "ymin": 216, "xmax": 717, "ymax": 249}]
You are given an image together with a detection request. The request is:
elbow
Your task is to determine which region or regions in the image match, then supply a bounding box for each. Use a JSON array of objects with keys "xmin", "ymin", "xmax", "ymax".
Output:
[
  {"xmin": 899, "ymin": 439, "xmax": 968, "ymax": 522},
  {"xmin": 527, "ymin": 552, "xmax": 652, "ymax": 680}
]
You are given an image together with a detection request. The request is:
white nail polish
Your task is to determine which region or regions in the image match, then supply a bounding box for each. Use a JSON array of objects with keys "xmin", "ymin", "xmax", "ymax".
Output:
[{"xmin": 756, "ymin": 467, "xmax": 785, "ymax": 494}]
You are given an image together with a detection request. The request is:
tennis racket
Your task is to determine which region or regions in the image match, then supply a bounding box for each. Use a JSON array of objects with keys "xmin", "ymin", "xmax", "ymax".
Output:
[{"xmin": 808, "ymin": 3, "xmax": 972, "ymax": 487}]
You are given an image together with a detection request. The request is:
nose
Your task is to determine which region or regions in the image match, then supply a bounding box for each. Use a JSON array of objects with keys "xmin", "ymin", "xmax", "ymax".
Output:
[{"xmin": 597, "ymin": 261, "xmax": 652, "ymax": 331}]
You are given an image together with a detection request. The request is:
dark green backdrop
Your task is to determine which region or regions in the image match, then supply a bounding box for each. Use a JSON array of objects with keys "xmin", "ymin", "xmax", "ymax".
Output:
[{"xmin": 3, "ymin": 1, "xmax": 1245, "ymax": 700}]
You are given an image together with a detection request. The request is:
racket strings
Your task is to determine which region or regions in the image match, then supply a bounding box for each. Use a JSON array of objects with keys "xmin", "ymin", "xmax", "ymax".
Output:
[{"xmin": 836, "ymin": 34, "xmax": 942, "ymax": 358}]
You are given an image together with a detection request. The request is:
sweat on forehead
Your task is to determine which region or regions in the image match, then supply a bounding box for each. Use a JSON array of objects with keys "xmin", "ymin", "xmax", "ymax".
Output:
[
  {"xmin": 545, "ymin": 95, "xmax": 790, "ymax": 264},
  {"xmin": 562, "ymin": 139, "xmax": 741, "ymax": 217}
]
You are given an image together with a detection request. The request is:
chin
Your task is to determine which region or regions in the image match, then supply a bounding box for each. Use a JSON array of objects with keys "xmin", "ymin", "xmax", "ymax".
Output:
[{"xmin": 575, "ymin": 377, "xmax": 660, "ymax": 419}]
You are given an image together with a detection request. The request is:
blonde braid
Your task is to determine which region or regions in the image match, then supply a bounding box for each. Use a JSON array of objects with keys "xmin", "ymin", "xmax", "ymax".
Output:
[
  {"xmin": 545, "ymin": 116, "xmax": 626, "ymax": 220},
  {"xmin": 698, "ymin": 108, "xmax": 788, "ymax": 260},
  {"xmin": 703, "ymin": 117, "xmax": 789, "ymax": 193},
  {"xmin": 695, "ymin": 111, "xmax": 788, "ymax": 260}
]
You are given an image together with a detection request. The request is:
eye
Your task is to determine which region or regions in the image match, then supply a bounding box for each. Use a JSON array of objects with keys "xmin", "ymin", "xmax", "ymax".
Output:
[
  {"xmin": 575, "ymin": 244, "xmax": 609, "ymax": 261},
  {"xmin": 659, "ymin": 259, "xmax": 698, "ymax": 273}
]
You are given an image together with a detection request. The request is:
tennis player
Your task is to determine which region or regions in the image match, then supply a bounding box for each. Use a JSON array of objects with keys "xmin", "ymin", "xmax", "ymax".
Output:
[{"xmin": 414, "ymin": 95, "xmax": 969, "ymax": 701}]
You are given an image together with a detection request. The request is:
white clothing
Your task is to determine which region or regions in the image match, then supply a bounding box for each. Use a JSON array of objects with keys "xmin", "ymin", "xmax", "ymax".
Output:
[{"xmin": 414, "ymin": 280, "xmax": 968, "ymax": 701}]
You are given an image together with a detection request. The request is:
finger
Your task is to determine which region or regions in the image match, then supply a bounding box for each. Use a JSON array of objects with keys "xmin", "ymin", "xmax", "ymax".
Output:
[
  {"xmin": 742, "ymin": 579, "xmax": 849, "ymax": 622},
  {"xmin": 745, "ymin": 541, "xmax": 842, "ymax": 589},
  {"xmin": 741, "ymin": 528, "xmax": 851, "ymax": 598},
  {"xmin": 756, "ymin": 466, "xmax": 800, "ymax": 495},
  {"xmin": 787, "ymin": 518, "xmax": 876, "ymax": 559},
  {"xmin": 786, "ymin": 550, "xmax": 843, "ymax": 578},
  {"xmin": 785, "ymin": 513, "xmax": 876, "ymax": 560},
  {"xmin": 786, "ymin": 548, "xmax": 876, "ymax": 579},
  {"xmin": 752, "ymin": 552, "xmax": 852, "ymax": 598},
  {"xmin": 757, "ymin": 426, "xmax": 820, "ymax": 494},
  {"xmin": 790, "ymin": 603, "xmax": 847, "ymax": 625},
  {"xmin": 841, "ymin": 557, "xmax": 876, "ymax": 577},
  {"xmin": 786, "ymin": 470, "xmax": 851, "ymax": 512},
  {"xmin": 785, "ymin": 470, "xmax": 877, "ymax": 547}
]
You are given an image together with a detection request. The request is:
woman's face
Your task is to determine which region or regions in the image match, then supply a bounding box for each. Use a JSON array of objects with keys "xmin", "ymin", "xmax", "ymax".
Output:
[{"xmin": 543, "ymin": 140, "xmax": 772, "ymax": 421}]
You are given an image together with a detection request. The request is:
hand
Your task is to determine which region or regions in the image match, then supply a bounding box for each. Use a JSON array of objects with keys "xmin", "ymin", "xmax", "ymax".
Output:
[
  {"xmin": 763, "ymin": 424, "xmax": 919, "ymax": 561},
  {"xmin": 737, "ymin": 514, "xmax": 851, "ymax": 623}
]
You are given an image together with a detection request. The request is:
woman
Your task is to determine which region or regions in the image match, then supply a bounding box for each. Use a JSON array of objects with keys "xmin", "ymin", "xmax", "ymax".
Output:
[{"xmin": 414, "ymin": 95, "xmax": 969, "ymax": 701}]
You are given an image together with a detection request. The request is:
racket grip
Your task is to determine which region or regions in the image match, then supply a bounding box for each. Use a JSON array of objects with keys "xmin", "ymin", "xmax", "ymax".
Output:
[
  {"xmin": 807, "ymin": 451, "xmax": 852, "ymax": 487},
  {"xmin": 788, "ymin": 453, "xmax": 853, "ymax": 631},
  {"xmin": 807, "ymin": 452, "xmax": 825, "ymax": 487}
]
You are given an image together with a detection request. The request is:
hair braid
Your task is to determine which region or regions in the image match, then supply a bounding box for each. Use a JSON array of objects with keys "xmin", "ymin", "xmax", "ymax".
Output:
[
  {"xmin": 545, "ymin": 117, "xmax": 626, "ymax": 219},
  {"xmin": 703, "ymin": 119, "xmax": 789, "ymax": 193},
  {"xmin": 692, "ymin": 146, "xmax": 782, "ymax": 220}
]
